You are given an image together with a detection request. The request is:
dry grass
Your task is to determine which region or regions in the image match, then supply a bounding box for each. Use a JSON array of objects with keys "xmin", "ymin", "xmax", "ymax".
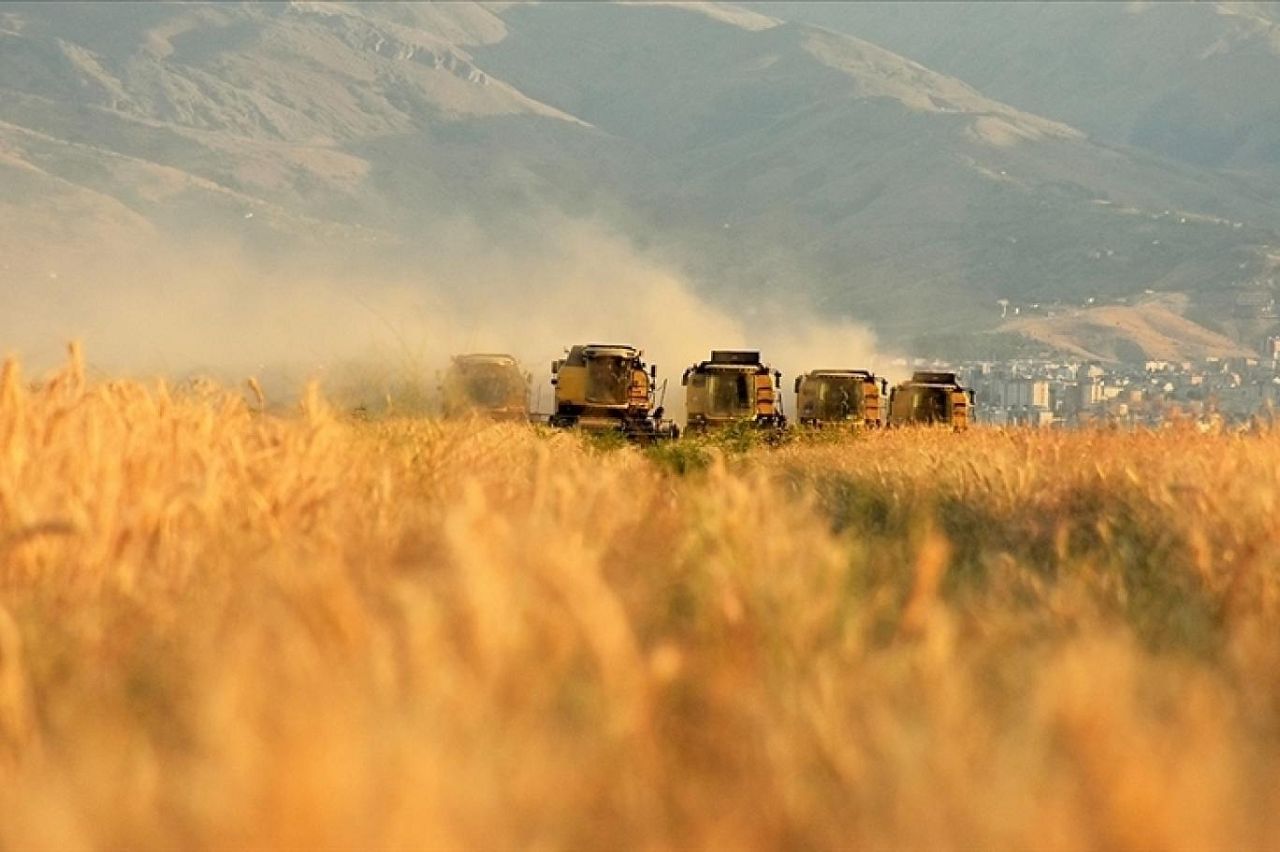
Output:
[{"xmin": 2, "ymin": 349, "xmax": 1280, "ymax": 850}]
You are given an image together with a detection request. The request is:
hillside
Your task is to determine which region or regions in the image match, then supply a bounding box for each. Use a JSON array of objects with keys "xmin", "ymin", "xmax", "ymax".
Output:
[
  {"xmin": 2, "ymin": 1, "xmax": 1278, "ymax": 362},
  {"xmin": 474, "ymin": 3, "xmax": 1280, "ymax": 341},
  {"xmin": 758, "ymin": 2, "xmax": 1280, "ymax": 173},
  {"xmin": 1000, "ymin": 293, "xmax": 1254, "ymax": 363}
]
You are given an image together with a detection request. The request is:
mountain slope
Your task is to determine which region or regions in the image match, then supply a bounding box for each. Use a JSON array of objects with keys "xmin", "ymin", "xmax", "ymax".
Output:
[
  {"xmin": 1001, "ymin": 293, "xmax": 1253, "ymax": 363},
  {"xmin": 1, "ymin": 1, "xmax": 1278, "ymax": 356},
  {"xmin": 754, "ymin": 1, "xmax": 1280, "ymax": 173},
  {"xmin": 475, "ymin": 3, "xmax": 1280, "ymax": 337}
]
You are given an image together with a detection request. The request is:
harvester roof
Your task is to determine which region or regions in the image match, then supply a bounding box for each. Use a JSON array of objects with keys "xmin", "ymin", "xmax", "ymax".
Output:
[
  {"xmin": 689, "ymin": 350, "xmax": 773, "ymax": 373},
  {"xmin": 453, "ymin": 353, "xmax": 518, "ymax": 367},
  {"xmin": 710, "ymin": 350, "xmax": 761, "ymax": 365},
  {"xmin": 807, "ymin": 369, "xmax": 875, "ymax": 379},
  {"xmin": 582, "ymin": 344, "xmax": 641, "ymax": 358},
  {"xmin": 910, "ymin": 371, "xmax": 960, "ymax": 386},
  {"xmin": 561, "ymin": 344, "xmax": 643, "ymax": 367}
]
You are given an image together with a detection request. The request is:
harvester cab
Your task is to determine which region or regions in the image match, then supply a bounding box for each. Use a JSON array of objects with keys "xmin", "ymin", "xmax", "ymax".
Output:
[
  {"xmin": 549, "ymin": 344, "xmax": 677, "ymax": 442},
  {"xmin": 888, "ymin": 371, "xmax": 975, "ymax": 429},
  {"xmin": 794, "ymin": 369, "xmax": 887, "ymax": 428},
  {"xmin": 682, "ymin": 350, "xmax": 785, "ymax": 434},
  {"xmin": 439, "ymin": 353, "xmax": 531, "ymax": 421}
]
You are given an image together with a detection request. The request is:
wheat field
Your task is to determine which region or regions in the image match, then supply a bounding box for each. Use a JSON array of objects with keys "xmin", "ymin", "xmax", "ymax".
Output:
[{"xmin": 2, "ymin": 348, "xmax": 1279, "ymax": 851}]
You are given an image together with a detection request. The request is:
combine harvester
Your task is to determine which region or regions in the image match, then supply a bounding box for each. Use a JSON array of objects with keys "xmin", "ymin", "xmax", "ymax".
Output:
[
  {"xmin": 439, "ymin": 353, "xmax": 531, "ymax": 421},
  {"xmin": 794, "ymin": 369, "xmax": 888, "ymax": 429},
  {"xmin": 682, "ymin": 350, "xmax": 786, "ymax": 434},
  {"xmin": 888, "ymin": 371, "xmax": 974, "ymax": 429},
  {"xmin": 549, "ymin": 343, "xmax": 678, "ymax": 442}
]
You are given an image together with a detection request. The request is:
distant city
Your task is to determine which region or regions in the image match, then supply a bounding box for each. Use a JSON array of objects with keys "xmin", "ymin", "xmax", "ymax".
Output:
[{"xmin": 907, "ymin": 334, "xmax": 1280, "ymax": 429}]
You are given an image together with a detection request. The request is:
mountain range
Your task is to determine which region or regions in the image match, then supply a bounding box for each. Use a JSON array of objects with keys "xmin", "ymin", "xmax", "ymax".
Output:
[{"xmin": 2, "ymin": 1, "xmax": 1278, "ymax": 363}]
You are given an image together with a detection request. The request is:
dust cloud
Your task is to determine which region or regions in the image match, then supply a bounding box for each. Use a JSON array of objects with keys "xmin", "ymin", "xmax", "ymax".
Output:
[{"xmin": 1, "ymin": 214, "xmax": 897, "ymax": 421}]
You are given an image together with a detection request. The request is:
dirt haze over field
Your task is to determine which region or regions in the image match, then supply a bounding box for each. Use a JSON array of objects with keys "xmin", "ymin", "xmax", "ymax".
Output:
[{"xmin": 3, "ymin": 214, "xmax": 888, "ymax": 416}]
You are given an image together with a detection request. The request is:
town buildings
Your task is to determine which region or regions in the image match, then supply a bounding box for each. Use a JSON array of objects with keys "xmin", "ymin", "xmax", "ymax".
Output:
[{"xmin": 896, "ymin": 351, "xmax": 1280, "ymax": 428}]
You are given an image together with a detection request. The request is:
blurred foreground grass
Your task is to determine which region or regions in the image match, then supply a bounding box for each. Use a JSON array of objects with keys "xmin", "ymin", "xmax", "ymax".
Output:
[{"xmin": 2, "ymin": 351, "xmax": 1279, "ymax": 850}]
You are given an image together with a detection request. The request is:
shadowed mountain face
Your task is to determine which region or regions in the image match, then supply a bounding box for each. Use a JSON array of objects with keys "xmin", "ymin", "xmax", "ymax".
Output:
[{"xmin": 2, "ymin": 1, "xmax": 1279, "ymax": 355}]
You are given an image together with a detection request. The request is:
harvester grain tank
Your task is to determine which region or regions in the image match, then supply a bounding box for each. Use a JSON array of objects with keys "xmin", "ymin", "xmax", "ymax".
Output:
[
  {"xmin": 888, "ymin": 371, "xmax": 974, "ymax": 429},
  {"xmin": 440, "ymin": 353, "xmax": 530, "ymax": 421},
  {"xmin": 795, "ymin": 369, "xmax": 887, "ymax": 428},
  {"xmin": 682, "ymin": 350, "xmax": 785, "ymax": 433},
  {"xmin": 549, "ymin": 343, "xmax": 677, "ymax": 441}
]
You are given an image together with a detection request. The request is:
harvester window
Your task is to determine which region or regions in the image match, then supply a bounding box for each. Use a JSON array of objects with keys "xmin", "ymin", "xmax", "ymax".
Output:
[
  {"xmin": 706, "ymin": 372, "xmax": 753, "ymax": 417},
  {"xmin": 817, "ymin": 378, "xmax": 861, "ymax": 420},
  {"xmin": 462, "ymin": 365, "xmax": 519, "ymax": 408},
  {"xmin": 912, "ymin": 387, "xmax": 949, "ymax": 423},
  {"xmin": 585, "ymin": 355, "xmax": 632, "ymax": 405}
]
